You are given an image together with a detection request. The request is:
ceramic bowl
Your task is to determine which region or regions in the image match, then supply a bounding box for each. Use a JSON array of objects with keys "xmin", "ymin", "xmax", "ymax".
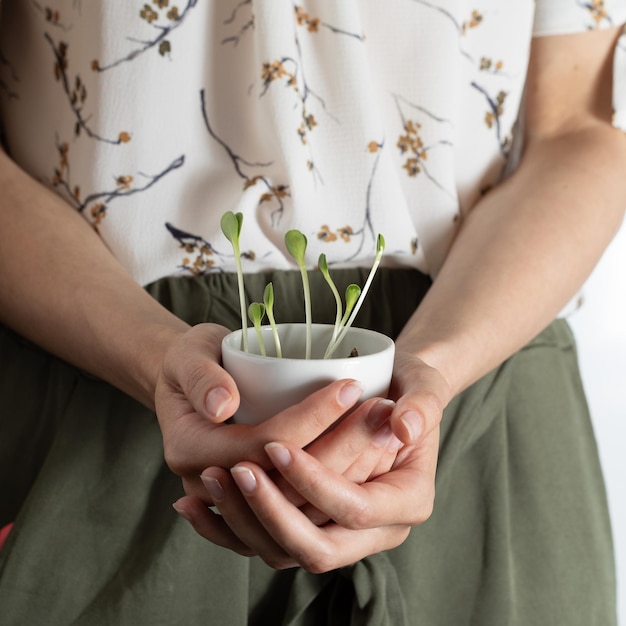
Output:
[{"xmin": 221, "ymin": 323, "xmax": 395, "ymax": 424}]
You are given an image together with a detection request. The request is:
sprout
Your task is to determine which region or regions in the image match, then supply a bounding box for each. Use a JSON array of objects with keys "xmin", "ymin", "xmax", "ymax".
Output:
[
  {"xmin": 323, "ymin": 283, "xmax": 361, "ymax": 359},
  {"xmin": 248, "ymin": 302, "xmax": 266, "ymax": 357},
  {"xmin": 318, "ymin": 253, "xmax": 343, "ymax": 345},
  {"xmin": 221, "ymin": 211, "xmax": 248, "ymax": 352},
  {"xmin": 220, "ymin": 211, "xmax": 387, "ymax": 362},
  {"xmin": 325, "ymin": 234, "xmax": 385, "ymax": 358},
  {"xmin": 285, "ymin": 229, "xmax": 312, "ymax": 359},
  {"xmin": 263, "ymin": 282, "xmax": 282, "ymax": 358},
  {"xmin": 342, "ymin": 284, "xmax": 361, "ymax": 326}
]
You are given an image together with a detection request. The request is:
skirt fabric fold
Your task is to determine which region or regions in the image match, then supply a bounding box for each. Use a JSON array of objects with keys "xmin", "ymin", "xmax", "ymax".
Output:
[{"xmin": 0, "ymin": 269, "xmax": 616, "ymax": 625}]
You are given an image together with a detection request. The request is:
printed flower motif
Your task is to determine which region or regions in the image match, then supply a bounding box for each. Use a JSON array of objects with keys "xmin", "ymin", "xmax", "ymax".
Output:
[
  {"xmin": 47, "ymin": 35, "xmax": 131, "ymax": 145},
  {"xmin": 317, "ymin": 225, "xmax": 338, "ymax": 242},
  {"xmin": 259, "ymin": 184, "xmax": 289, "ymax": 205},
  {"xmin": 90, "ymin": 203, "xmax": 107, "ymax": 226},
  {"xmin": 479, "ymin": 58, "xmax": 503, "ymax": 73},
  {"xmin": 53, "ymin": 41, "xmax": 69, "ymax": 80},
  {"xmin": 461, "ymin": 10, "xmax": 483, "ymax": 34},
  {"xmin": 243, "ymin": 175, "xmax": 263, "ymax": 190},
  {"xmin": 317, "ymin": 225, "xmax": 354, "ymax": 243},
  {"xmin": 397, "ymin": 120, "xmax": 428, "ymax": 177},
  {"xmin": 140, "ymin": 4, "xmax": 159, "ymax": 24},
  {"xmin": 165, "ymin": 222, "xmax": 255, "ymax": 276},
  {"xmin": 338, "ymin": 226, "xmax": 354, "ymax": 242},
  {"xmin": 588, "ymin": 0, "xmax": 609, "ymax": 27},
  {"xmin": 294, "ymin": 5, "xmax": 320, "ymax": 33},
  {"xmin": 182, "ymin": 243, "xmax": 216, "ymax": 275},
  {"xmin": 139, "ymin": 2, "xmax": 181, "ymax": 54},
  {"xmin": 93, "ymin": 0, "xmax": 192, "ymax": 71},
  {"xmin": 52, "ymin": 141, "xmax": 69, "ymax": 185},
  {"xmin": 261, "ymin": 60, "xmax": 290, "ymax": 86},
  {"xmin": 115, "ymin": 175, "xmax": 134, "ymax": 190},
  {"xmin": 260, "ymin": 59, "xmax": 319, "ymax": 146},
  {"xmin": 44, "ymin": 7, "xmax": 61, "ymax": 25},
  {"xmin": 297, "ymin": 114, "xmax": 317, "ymax": 144},
  {"xmin": 484, "ymin": 91, "xmax": 507, "ymax": 129}
]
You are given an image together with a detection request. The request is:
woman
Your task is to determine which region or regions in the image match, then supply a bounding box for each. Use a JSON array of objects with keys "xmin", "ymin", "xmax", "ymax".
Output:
[{"xmin": 0, "ymin": 1, "xmax": 624, "ymax": 623}]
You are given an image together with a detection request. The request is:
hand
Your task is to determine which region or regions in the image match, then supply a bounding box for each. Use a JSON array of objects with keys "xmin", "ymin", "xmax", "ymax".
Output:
[
  {"xmin": 173, "ymin": 351, "xmax": 451, "ymax": 571},
  {"xmin": 154, "ymin": 323, "xmax": 372, "ymax": 501},
  {"xmin": 387, "ymin": 349, "xmax": 453, "ymax": 445}
]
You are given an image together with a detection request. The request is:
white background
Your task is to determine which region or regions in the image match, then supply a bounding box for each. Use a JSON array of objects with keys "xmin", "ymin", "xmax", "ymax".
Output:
[{"xmin": 569, "ymin": 221, "xmax": 626, "ymax": 625}]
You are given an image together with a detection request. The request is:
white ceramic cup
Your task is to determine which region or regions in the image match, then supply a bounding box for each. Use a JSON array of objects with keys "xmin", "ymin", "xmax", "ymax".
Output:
[{"xmin": 221, "ymin": 323, "xmax": 395, "ymax": 425}]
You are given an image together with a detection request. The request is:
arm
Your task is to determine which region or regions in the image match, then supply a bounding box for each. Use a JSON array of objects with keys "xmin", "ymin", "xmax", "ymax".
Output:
[
  {"xmin": 0, "ymin": 150, "xmax": 384, "ymax": 488},
  {"xmin": 183, "ymin": 27, "xmax": 626, "ymax": 571},
  {"xmin": 393, "ymin": 26, "xmax": 626, "ymax": 431},
  {"xmin": 0, "ymin": 149, "xmax": 189, "ymax": 409}
]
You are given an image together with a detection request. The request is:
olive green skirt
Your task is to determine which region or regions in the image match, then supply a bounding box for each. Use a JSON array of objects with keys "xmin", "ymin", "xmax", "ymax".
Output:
[{"xmin": 0, "ymin": 269, "xmax": 616, "ymax": 625}]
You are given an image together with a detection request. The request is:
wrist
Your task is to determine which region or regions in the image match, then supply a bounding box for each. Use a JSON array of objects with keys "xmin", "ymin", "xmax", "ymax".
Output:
[{"xmin": 128, "ymin": 316, "xmax": 190, "ymax": 410}]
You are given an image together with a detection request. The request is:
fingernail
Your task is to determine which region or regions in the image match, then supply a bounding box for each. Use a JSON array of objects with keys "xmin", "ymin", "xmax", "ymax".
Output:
[
  {"xmin": 172, "ymin": 502, "xmax": 192, "ymax": 522},
  {"xmin": 400, "ymin": 410, "xmax": 424, "ymax": 442},
  {"xmin": 206, "ymin": 387, "xmax": 232, "ymax": 418},
  {"xmin": 265, "ymin": 442, "xmax": 291, "ymax": 469},
  {"xmin": 366, "ymin": 399, "xmax": 395, "ymax": 430},
  {"xmin": 337, "ymin": 381, "xmax": 364, "ymax": 408},
  {"xmin": 231, "ymin": 466, "xmax": 257, "ymax": 495},
  {"xmin": 387, "ymin": 435, "xmax": 404, "ymax": 452},
  {"xmin": 371, "ymin": 422, "xmax": 393, "ymax": 448},
  {"xmin": 201, "ymin": 475, "xmax": 225, "ymax": 502}
]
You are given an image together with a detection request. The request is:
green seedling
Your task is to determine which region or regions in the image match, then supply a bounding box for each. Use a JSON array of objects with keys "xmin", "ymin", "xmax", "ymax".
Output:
[
  {"xmin": 318, "ymin": 253, "xmax": 343, "ymax": 345},
  {"xmin": 284, "ymin": 229, "xmax": 312, "ymax": 359},
  {"xmin": 323, "ymin": 283, "xmax": 360, "ymax": 359},
  {"xmin": 325, "ymin": 234, "xmax": 385, "ymax": 359},
  {"xmin": 221, "ymin": 211, "xmax": 385, "ymax": 360},
  {"xmin": 342, "ymin": 284, "xmax": 361, "ymax": 326},
  {"xmin": 248, "ymin": 302, "xmax": 267, "ymax": 356},
  {"xmin": 220, "ymin": 211, "xmax": 248, "ymax": 352},
  {"xmin": 263, "ymin": 282, "xmax": 282, "ymax": 358}
]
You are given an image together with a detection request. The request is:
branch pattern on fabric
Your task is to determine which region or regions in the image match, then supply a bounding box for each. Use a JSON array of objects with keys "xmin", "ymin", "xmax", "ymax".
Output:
[
  {"xmin": 51, "ymin": 140, "xmax": 184, "ymax": 227},
  {"xmin": 46, "ymin": 34, "xmax": 132, "ymax": 145},
  {"xmin": 91, "ymin": 0, "xmax": 198, "ymax": 72}
]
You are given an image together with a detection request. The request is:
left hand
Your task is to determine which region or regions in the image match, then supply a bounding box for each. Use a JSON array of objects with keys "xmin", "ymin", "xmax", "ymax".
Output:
[{"xmin": 173, "ymin": 351, "xmax": 453, "ymax": 571}]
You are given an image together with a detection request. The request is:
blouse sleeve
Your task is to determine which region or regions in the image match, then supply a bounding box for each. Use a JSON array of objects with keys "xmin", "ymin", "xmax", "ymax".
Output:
[
  {"xmin": 613, "ymin": 27, "xmax": 626, "ymax": 131},
  {"xmin": 533, "ymin": 0, "xmax": 626, "ymax": 36},
  {"xmin": 533, "ymin": 0, "xmax": 626, "ymax": 132}
]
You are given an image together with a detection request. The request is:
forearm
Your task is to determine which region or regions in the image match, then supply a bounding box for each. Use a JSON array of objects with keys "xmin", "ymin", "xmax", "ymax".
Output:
[
  {"xmin": 397, "ymin": 123, "xmax": 626, "ymax": 397},
  {"xmin": 0, "ymin": 151, "xmax": 189, "ymax": 408}
]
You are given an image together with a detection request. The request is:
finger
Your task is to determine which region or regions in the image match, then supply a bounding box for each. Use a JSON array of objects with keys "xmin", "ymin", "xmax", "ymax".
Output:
[
  {"xmin": 194, "ymin": 378, "xmax": 366, "ymax": 470},
  {"xmin": 229, "ymin": 462, "xmax": 412, "ymax": 573},
  {"xmin": 201, "ymin": 467, "xmax": 298, "ymax": 570},
  {"xmin": 172, "ymin": 495, "xmax": 256, "ymax": 557},
  {"xmin": 263, "ymin": 431, "xmax": 439, "ymax": 529},
  {"xmin": 272, "ymin": 398, "xmax": 396, "ymax": 507},
  {"xmin": 161, "ymin": 377, "xmax": 365, "ymax": 479},
  {"xmin": 304, "ymin": 398, "xmax": 395, "ymax": 474},
  {"xmin": 361, "ymin": 431, "xmax": 405, "ymax": 480},
  {"xmin": 159, "ymin": 323, "xmax": 240, "ymax": 423},
  {"xmin": 388, "ymin": 351, "xmax": 451, "ymax": 445},
  {"xmin": 297, "ymin": 432, "xmax": 403, "ymax": 524},
  {"xmin": 253, "ymin": 378, "xmax": 364, "ymax": 449}
]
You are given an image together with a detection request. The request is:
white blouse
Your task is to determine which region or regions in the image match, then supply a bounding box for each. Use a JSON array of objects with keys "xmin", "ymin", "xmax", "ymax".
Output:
[{"xmin": 1, "ymin": 0, "xmax": 625, "ymax": 286}]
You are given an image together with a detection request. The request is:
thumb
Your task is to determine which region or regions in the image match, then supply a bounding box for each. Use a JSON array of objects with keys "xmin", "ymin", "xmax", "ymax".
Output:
[
  {"xmin": 160, "ymin": 323, "xmax": 240, "ymax": 422},
  {"xmin": 389, "ymin": 351, "xmax": 452, "ymax": 445}
]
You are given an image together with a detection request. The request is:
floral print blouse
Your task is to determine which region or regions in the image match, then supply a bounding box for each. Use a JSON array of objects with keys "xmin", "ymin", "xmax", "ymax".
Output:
[{"xmin": 1, "ymin": 1, "xmax": 625, "ymax": 286}]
